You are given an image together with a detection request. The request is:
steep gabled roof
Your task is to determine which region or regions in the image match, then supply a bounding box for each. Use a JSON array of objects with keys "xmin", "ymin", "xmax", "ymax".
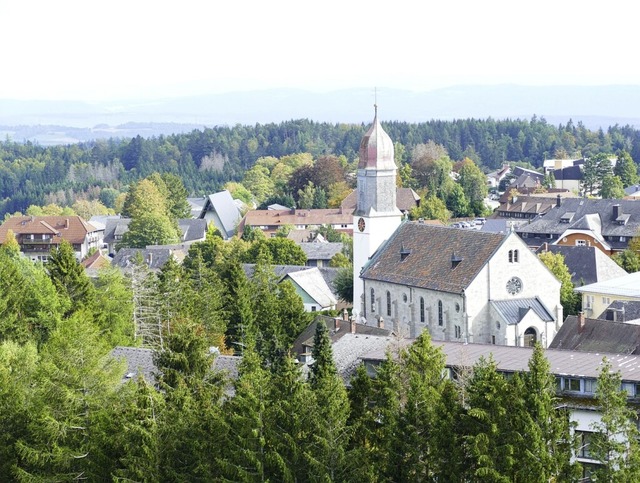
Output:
[
  {"xmin": 199, "ymin": 190, "xmax": 242, "ymax": 236},
  {"xmin": 285, "ymin": 268, "xmax": 337, "ymax": 308},
  {"xmin": 361, "ymin": 222, "xmax": 506, "ymax": 294},
  {"xmin": 535, "ymin": 244, "xmax": 627, "ymax": 286}
]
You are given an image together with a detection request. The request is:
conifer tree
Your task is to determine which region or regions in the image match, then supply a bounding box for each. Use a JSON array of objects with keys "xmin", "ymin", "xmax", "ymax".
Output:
[
  {"xmin": 47, "ymin": 239, "xmax": 95, "ymax": 316},
  {"xmin": 307, "ymin": 322, "xmax": 350, "ymax": 481},
  {"xmin": 590, "ymin": 357, "xmax": 640, "ymax": 481},
  {"xmin": 217, "ymin": 345, "xmax": 270, "ymax": 482},
  {"xmin": 223, "ymin": 256, "xmax": 256, "ymax": 353},
  {"xmin": 14, "ymin": 312, "xmax": 125, "ymax": 480}
]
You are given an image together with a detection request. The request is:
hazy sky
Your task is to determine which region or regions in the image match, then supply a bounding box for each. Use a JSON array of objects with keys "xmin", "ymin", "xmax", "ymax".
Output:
[{"xmin": 1, "ymin": 0, "xmax": 638, "ymax": 101}]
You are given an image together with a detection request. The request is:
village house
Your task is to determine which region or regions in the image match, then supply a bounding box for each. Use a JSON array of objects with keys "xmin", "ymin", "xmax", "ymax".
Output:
[
  {"xmin": 515, "ymin": 198, "xmax": 640, "ymax": 255},
  {"xmin": 197, "ymin": 190, "xmax": 244, "ymax": 239},
  {"xmin": 0, "ymin": 215, "xmax": 102, "ymax": 262},
  {"xmin": 574, "ymin": 271, "xmax": 640, "ymax": 320}
]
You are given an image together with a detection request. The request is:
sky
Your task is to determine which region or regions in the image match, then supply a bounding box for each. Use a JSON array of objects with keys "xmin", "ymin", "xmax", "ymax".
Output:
[{"xmin": 1, "ymin": 0, "xmax": 638, "ymax": 102}]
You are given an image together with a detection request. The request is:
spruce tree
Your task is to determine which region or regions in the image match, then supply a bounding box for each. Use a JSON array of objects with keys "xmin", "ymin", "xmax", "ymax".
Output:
[
  {"xmin": 307, "ymin": 322, "xmax": 350, "ymax": 481},
  {"xmin": 47, "ymin": 239, "xmax": 95, "ymax": 316}
]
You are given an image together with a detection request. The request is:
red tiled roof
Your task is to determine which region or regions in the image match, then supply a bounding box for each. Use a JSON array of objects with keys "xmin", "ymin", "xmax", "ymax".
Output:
[{"xmin": 0, "ymin": 216, "xmax": 98, "ymax": 244}]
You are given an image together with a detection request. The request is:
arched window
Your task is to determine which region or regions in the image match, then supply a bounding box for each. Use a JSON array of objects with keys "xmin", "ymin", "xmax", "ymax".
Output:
[
  {"xmin": 370, "ymin": 288, "xmax": 375, "ymax": 312},
  {"xmin": 508, "ymin": 250, "xmax": 513, "ymax": 263},
  {"xmin": 513, "ymin": 249, "xmax": 519, "ymax": 263},
  {"xmin": 420, "ymin": 297, "xmax": 425, "ymax": 323},
  {"xmin": 386, "ymin": 291, "xmax": 391, "ymax": 316},
  {"xmin": 438, "ymin": 300, "xmax": 443, "ymax": 326}
]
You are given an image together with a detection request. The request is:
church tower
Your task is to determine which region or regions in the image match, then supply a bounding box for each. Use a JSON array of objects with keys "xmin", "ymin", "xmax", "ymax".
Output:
[{"xmin": 353, "ymin": 106, "xmax": 402, "ymax": 319}]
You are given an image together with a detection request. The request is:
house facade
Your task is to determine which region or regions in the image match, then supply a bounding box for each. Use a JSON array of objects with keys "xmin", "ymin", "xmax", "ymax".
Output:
[
  {"xmin": 574, "ymin": 272, "xmax": 640, "ymax": 320},
  {"xmin": 0, "ymin": 215, "xmax": 101, "ymax": 261},
  {"xmin": 198, "ymin": 190, "xmax": 243, "ymax": 239},
  {"xmin": 360, "ymin": 222, "xmax": 562, "ymax": 347}
]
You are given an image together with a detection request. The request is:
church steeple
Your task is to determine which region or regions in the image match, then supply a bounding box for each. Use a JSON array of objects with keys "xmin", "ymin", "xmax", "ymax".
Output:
[
  {"xmin": 357, "ymin": 105, "xmax": 396, "ymax": 171},
  {"xmin": 353, "ymin": 105, "xmax": 402, "ymax": 321}
]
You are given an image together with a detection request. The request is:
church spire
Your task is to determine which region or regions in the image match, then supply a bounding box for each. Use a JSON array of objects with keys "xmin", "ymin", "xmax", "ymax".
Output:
[{"xmin": 358, "ymin": 105, "xmax": 395, "ymax": 170}]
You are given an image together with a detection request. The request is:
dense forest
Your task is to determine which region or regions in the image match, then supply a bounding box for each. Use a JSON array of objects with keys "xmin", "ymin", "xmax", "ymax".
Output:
[{"xmin": 1, "ymin": 117, "xmax": 639, "ymax": 217}]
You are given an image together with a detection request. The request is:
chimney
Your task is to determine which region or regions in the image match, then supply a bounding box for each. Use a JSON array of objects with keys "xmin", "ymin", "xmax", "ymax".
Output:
[
  {"xmin": 350, "ymin": 316, "xmax": 357, "ymax": 334},
  {"xmin": 577, "ymin": 311, "xmax": 586, "ymax": 333},
  {"xmin": 377, "ymin": 316, "xmax": 384, "ymax": 329},
  {"xmin": 613, "ymin": 204, "xmax": 621, "ymax": 220},
  {"xmin": 334, "ymin": 317, "xmax": 341, "ymax": 333},
  {"xmin": 64, "ymin": 218, "xmax": 69, "ymax": 229},
  {"xmin": 556, "ymin": 194, "xmax": 561, "ymax": 207},
  {"xmin": 342, "ymin": 308, "xmax": 349, "ymax": 321}
]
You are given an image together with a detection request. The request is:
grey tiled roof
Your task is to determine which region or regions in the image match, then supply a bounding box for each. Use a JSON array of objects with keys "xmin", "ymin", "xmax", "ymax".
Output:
[
  {"xmin": 535, "ymin": 245, "xmax": 628, "ymax": 286},
  {"xmin": 516, "ymin": 199, "xmax": 640, "ymax": 250},
  {"xmin": 298, "ymin": 242, "xmax": 343, "ymax": 262},
  {"xmin": 242, "ymin": 264, "xmax": 341, "ymax": 293},
  {"xmin": 178, "ymin": 218, "xmax": 207, "ymax": 242},
  {"xmin": 111, "ymin": 346, "xmax": 157, "ymax": 384},
  {"xmin": 491, "ymin": 297, "xmax": 555, "ymax": 325},
  {"xmin": 361, "ymin": 222, "xmax": 506, "ymax": 294},
  {"xmin": 550, "ymin": 315, "xmax": 640, "ymax": 355},
  {"xmin": 112, "ymin": 248, "xmax": 175, "ymax": 271},
  {"xmin": 597, "ymin": 300, "xmax": 640, "ymax": 323},
  {"xmin": 362, "ymin": 339, "xmax": 640, "ymax": 382}
]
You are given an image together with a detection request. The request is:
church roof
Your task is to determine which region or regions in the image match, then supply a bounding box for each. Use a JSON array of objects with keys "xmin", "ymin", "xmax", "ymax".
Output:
[
  {"xmin": 357, "ymin": 107, "xmax": 396, "ymax": 170},
  {"xmin": 361, "ymin": 222, "xmax": 506, "ymax": 294}
]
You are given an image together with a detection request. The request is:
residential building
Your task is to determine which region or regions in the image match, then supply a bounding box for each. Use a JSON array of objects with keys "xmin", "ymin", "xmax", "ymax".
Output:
[
  {"xmin": 197, "ymin": 190, "xmax": 243, "ymax": 239},
  {"xmin": 360, "ymin": 222, "xmax": 563, "ymax": 347},
  {"xmin": 597, "ymin": 300, "xmax": 640, "ymax": 324},
  {"xmin": 575, "ymin": 272, "xmax": 640, "ymax": 319},
  {"xmin": 516, "ymin": 199, "xmax": 640, "ymax": 254},
  {"xmin": 238, "ymin": 208, "xmax": 353, "ymax": 238},
  {"xmin": 103, "ymin": 218, "xmax": 207, "ymax": 254},
  {"xmin": 0, "ymin": 215, "xmax": 101, "ymax": 262},
  {"xmin": 298, "ymin": 242, "xmax": 344, "ymax": 267}
]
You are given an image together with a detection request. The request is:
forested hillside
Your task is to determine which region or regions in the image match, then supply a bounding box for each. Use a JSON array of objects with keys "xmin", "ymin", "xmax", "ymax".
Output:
[{"xmin": 1, "ymin": 117, "xmax": 639, "ymax": 217}]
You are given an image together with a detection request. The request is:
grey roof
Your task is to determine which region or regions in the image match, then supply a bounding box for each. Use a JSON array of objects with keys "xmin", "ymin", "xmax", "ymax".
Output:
[
  {"xmin": 362, "ymin": 339, "xmax": 640, "ymax": 382},
  {"xmin": 88, "ymin": 214, "xmax": 120, "ymax": 231},
  {"xmin": 178, "ymin": 218, "xmax": 207, "ymax": 242},
  {"xmin": 550, "ymin": 315, "xmax": 640, "ymax": 355},
  {"xmin": 285, "ymin": 268, "xmax": 337, "ymax": 307},
  {"xmin": 598, "ymin": 300, "xmax": 640, "ymax": 323},
  {"xmin": 104, "ymin": 218, "xmax": 130, "ymax": 243},
  {"xmin": 361, "ymin": 222, "xmax": 507, "ymax": 294},
  {"xmin": 516, "ymin": 199, "xmax": 640, "ymax": 250},
  {"xmin": 110, "ymin": 346, "xmax": 157, "ymax": 384},
  {"xmin": 330, "ymin": 334, "xmax": 398, "ymax": 382},
  {"xmin": 624, "ymin": 184, "xmax": 640, "ymax": 195},
  {"xmin": 298, "ymin": 242, "xmax": 343, "ymax": 262},
  {"xmin": 199, "ymin": 190, "xmax": 242, "ymax": 236},
  {"xmin": 293, "ymin": 314, "xmax": 392, "ymax": 358},
  {"xmin": 111, "ymin": 248, "xmax": 176, "ymax": 271},
  {"xmin": 553, "ymin": 165, "xmax": 582, "ymax": 181},
  {"xmin": 575, "ymin": 271, "xmax": 640, "ymax": 298},
  {"xmin": 535, "ymin": 244, "xmax": 628, "ymax": 286},
  {"xmin": 491, "ymin": 297, "xmax": 555, "ymax": 325},
  {"xmin": 104, "ymin": 218, "xmax": 205, "ymax": 245},
  {"xmin": 481, "ymin": 219, "xmax": 526, "ymax": 234},
  {"xmin": 242, "ymin": 264, "xmax": 341, "ymax": 294},
  {"xmin": 188, "ymin": 197, "xmax": 207, "ymax": 218}
]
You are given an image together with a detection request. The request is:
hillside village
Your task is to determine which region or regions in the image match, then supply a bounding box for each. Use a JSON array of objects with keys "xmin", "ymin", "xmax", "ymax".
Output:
[{"xmin": 2, "ymin": 112, "xmax": 640, "ymax": 480}]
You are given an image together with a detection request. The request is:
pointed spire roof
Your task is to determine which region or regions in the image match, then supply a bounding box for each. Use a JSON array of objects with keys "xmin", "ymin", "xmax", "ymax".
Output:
[{"xmin": 358, "ymin": 105, "xmax": 396, "ymax": 170}]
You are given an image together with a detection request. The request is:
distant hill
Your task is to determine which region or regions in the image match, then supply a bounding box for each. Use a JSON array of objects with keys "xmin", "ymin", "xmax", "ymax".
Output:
[{"xmin": 2, "ymin": 85, "xmax": 640, "ymax": 145}]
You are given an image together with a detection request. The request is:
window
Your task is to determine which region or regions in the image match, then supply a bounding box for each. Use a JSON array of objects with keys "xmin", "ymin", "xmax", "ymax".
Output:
[
  {"xmin": 622, "ymin": 382, "xmax": 635, "ymax": 397},
  {"xmin": 620, "ymin": 236, "xmax": 627, "ymax": 242},
  {"xmin": 438, "ymin": 300, "xmax": 443, "ymax": 326},
  {"xmin": 602, "ymin": 297, "xmax": 611, "ymax": 305},
  {"xmin": 577, "ymin": 431, "xmax": 595, "ymax": 459},
  {"xmin": 584, "ymin": 379, "xmax": 598, "ymax": 394},
  {"xmin": 386, "ymin": 291, "xmax": 391, "ymax": 317},
  {"xmin": 311, "ymin": 306, "xmax": 317, "ymax": 312},
  {"xmin": 370, "ymin": 288, "xmax": 375, "ymax": 313},
  {"xmin": 491, "ymin": 335, "xmax": 496, "ymax": 344},
  {"xmin": 420, "ymin": 297, "xmax": 425, "ymax": 323},
  {"xmin": 562, "ymin": 377, "xmax": 581, "ymax": 392},
  {"xmin": 585, "ymin": 295, "xmax": 594, "ymax": 309},
  {"xmin": 576, "ymin": 239, "xmax": 587, "ymax": 246},
  {"xmin": 513, "ymin": 249, "xmax": 519, "ymax": 263},
  {"xmin": 454, "ymin": 325, "xmax": 461, "ymax": 338},
  {"xmin": 508, "ymin": 250, "xmax": 513, "ymax": 263}
]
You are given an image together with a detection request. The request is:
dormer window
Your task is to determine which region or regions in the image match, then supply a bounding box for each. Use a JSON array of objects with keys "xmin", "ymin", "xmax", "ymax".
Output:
[{"xmin": 560, "ymin": 212, "xmax": 575, "ymax": 223}]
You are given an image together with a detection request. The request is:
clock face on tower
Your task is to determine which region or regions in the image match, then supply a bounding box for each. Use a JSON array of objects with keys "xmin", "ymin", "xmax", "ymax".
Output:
[
  {"xmin": 506, "ymin": 277, "xmax": 523, "ymax": 295},
  {"xmin": 357, "ymin": 217, "xmax": 366, "ymax": 232}
]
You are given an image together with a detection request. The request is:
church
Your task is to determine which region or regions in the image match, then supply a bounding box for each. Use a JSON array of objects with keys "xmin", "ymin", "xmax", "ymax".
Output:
[{"xmin": 352, "ymin": 108, "xmax": 563, "ymax": 347}]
